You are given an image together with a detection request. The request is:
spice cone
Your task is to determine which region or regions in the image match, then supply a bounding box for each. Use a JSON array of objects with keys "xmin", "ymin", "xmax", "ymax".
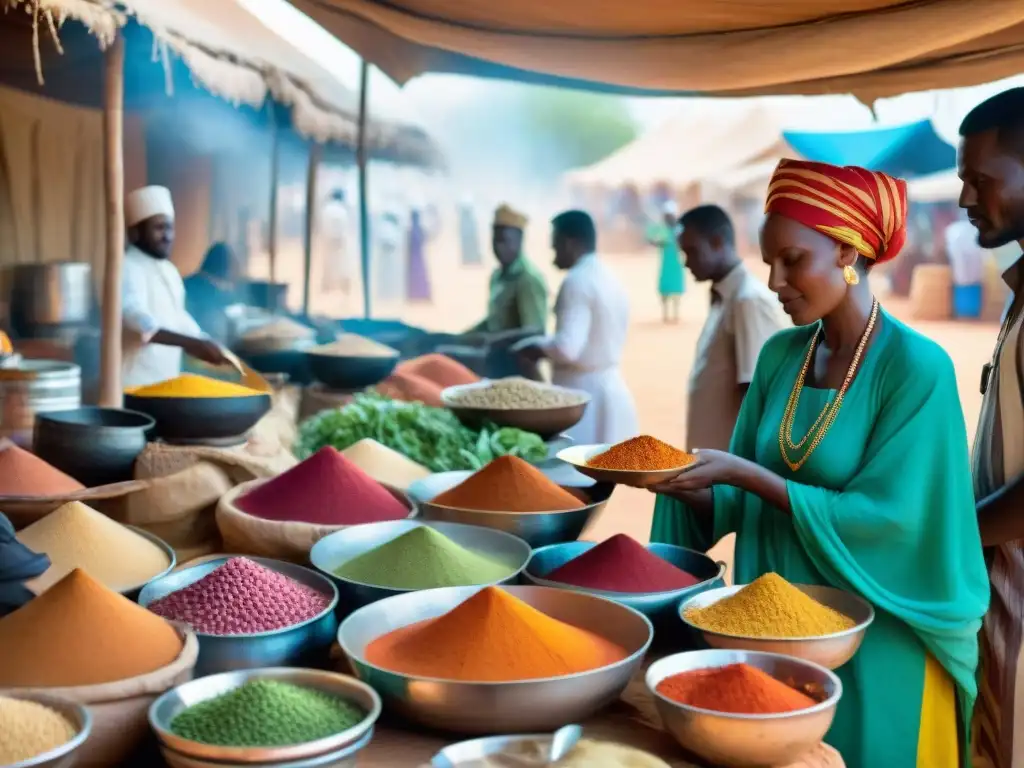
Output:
[{"xmin": 433, "ymin": 456, "xmax": 584, "ymax": 512}]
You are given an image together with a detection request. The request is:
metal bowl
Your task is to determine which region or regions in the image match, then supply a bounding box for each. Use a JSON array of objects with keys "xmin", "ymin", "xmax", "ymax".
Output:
[
  {"xmin": 679, "ymin": 584, "xmax": 875, "ymax": 670},
  {"xmin": 524, "ymin": 542, "xmax": 726, "ymax": 627},
  {"xmin": 646, "ymin": 649, "xmax": 842, "ymax": 767},
  {"xmin": 32, "ymin": 407, "xmax": 155, "ymax": 487},
  {"xmin": 118, "ymin": 526, "xmax": 178, "ymax": 600},
  {"xmin": 441, "ymin": 382, "xmax": 590, "ymax": 440},
  {"xmin": 149, "ymin": 667, "xmax": 381, "ymax": 764},
  {"xmin": 337, "ymin": 585, "xmax": 653, "ymax": 734},
  {"xmin": 124, "ymin": 393, "xmax": 271, "ymax": 442},
  {"xmin": 159, "ymin": 729, "xmax": 373, "ymax": 768},
  {"xmin": 309, "ymin": 520, "xmax": 532, "ymax": 610},
  {"xmin": 556, "ymin": 444, "xmax": 695, "ymax": 489},
  {"xmin": 306, "ymin": 352, "xmax": 399, "ymax": 390},
  {"xmin": 1, "ymin": 692, "xmax": 92, "ymax": 768},
  {"xmin": 417, "ymin": 482, "xmax": 613, "ymax": 549},
  {"xmin": 138, "ymin": 556, "xmax": 339, "ymax": 678},
  {"xmin": 431, "ymin": 731, "xmax": 563, "ymax": 767}
]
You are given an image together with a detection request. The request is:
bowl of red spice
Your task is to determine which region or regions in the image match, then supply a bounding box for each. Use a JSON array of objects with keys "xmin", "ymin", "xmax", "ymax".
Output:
[
  {"xmin": 524, "ymin": 536, "xmax": 726, "ymax": 626},
  {"xmin": 138, "ymin": 556, "xmax": 340, "ymax": 678},
  {"xmin": 646, "ymin": 649, "xmax": 841, "ymax": 767},
  {"xmin": 417, "ymin": 456, "xmax": 613, "ymax": 548},
  {"xmin": 337, "ymin": 585, "xmax": 653, "ymax": 734},
  {"xmin": 557, "ymin": 436, "xmax": 697, "ymax": 488}
]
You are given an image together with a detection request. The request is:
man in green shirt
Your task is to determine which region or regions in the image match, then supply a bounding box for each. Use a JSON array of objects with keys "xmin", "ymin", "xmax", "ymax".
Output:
[{"xmin": 467, "ymin": 204, "xmax": 549, "ymax": 337}]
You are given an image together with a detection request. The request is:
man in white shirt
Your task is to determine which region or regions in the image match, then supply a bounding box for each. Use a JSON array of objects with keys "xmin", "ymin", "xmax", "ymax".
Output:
[
  {"xmin": 678, "ymin": 204, "xmax": 788, "ymax": 451},
  {"xmin": 516, "ymin": 210, "xmax": 638, "ymax": 445},
  {"xmin": 945, "ymin": 216, "xmax": 987, "ymax": 288},
  {"xmin": 121, "ymin": 185, "xmax": 227, "ymax": 388},
  {"xmin": 321, "ymin": 189, "xmax": 354, "ymax": 295}
]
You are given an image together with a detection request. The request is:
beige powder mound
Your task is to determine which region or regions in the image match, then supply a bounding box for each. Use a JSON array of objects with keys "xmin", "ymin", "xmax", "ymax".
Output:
[
  {"xmin": 18, "ymin": 501, "xmax": 171, "ymax": 593},
  {"xmin": 312, "ymin": 334, "xmax": 399, "ymax": 358},
  {"xmin": 0, "ymin": 697, "xmax": 77, "ymax": 763},
  {"xmin": 340, "ymin": 438, "xmax": 431, "ymax": 490}
]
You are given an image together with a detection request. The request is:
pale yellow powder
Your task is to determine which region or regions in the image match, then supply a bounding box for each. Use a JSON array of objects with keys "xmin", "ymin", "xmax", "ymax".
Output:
[
  {"xmin": 340, "ymin": 438, "xmax": 431, "ymax": 490},
  {"xmin": 17, "ymin": 502, "xmax": 171, "ymax": 593},
  {"xmin": 312, "ymin": 334, "xmax": 399, "ymax": 358},
  {"xmin": 0, "ymin": 697, "xmax": 77, "ymax": 763}
]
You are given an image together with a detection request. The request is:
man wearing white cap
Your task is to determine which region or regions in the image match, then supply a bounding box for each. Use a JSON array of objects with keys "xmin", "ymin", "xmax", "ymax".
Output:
[
  {"xmin": 121, "ymin": 185, "xmax": 227, "ymax": 388},
  {"xmin": 647, "ymin": 199, "xmax": 685, "ymax": 323}
]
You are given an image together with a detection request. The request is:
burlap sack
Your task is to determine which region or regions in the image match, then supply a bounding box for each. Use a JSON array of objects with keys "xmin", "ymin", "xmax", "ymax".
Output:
[
  {"xmin": 215, "ymin": 479, "xmax": 417, "ymax": 563},
  {"xmin": 117, "ymin": 413, "xmax": 299, "ymax": 563},
  {"xmin": 2, "ymin": 627, "xmax": 199, "ymax": 767}
]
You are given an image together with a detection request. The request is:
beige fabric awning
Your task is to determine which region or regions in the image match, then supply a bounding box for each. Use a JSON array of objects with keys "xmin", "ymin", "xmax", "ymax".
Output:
[
  {"xmin": 564, "ymin": 104, "xmax": 789, "ymax": 191},
  {"xmin": 11, "ymin": 0, "xmax": 437, "ymax": 158},
  {"xmin": 288, "ymin": 0, "xmax": 1024, "ymax": 101}
]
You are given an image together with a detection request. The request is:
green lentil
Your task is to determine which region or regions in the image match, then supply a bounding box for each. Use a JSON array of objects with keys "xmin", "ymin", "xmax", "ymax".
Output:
[
  {"xmin": 169, "ymin": 680, "xmax": 365, "ymax": 747},
  {"xmin": 333, "ymin": 526, "xmax": 515, "ymax": 589}
]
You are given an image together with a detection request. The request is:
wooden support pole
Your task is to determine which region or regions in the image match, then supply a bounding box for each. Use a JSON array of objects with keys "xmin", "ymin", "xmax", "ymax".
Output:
[
  {"xmin": 301, "ymin": 142, "xmax": 321, "ymax": 317},
  {"xmin": 268, "ymin": 106, "xmax": 280, "ymax": 284},
  {"xmin": 356, "ymin": 59, "xmax": 371, "ymax": 319},
  {"xmin": 99, "ymin": 34, "xmax": 125, "ymax": 407}
]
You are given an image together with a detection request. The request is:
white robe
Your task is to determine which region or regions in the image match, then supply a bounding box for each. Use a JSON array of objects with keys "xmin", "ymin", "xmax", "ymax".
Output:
[
  {"xmin": 539, "ymin": 254, "xmax": 638, "ymax": 445},
  {"xmin": 121, "ymin": 245, "xmax": 202, "ymax": 388}
]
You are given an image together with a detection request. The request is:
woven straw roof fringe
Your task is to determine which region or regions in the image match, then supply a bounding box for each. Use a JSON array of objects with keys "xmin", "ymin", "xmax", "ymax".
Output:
[{"xmin": 157, "ymin": 31, "xmax": 268, "ymax": 107}]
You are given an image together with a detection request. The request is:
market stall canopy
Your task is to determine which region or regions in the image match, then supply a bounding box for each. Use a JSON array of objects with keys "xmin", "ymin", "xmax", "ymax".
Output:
[
  {"xmin": 783, "ymin": 120, "xmax": 955, "ymax": 179},
  {"xmin": 287, "ymin": 0, "xmax": 1024, "ymax": 101},
  {"xmin": 908, "ymin": 169, "xmax": 962, "ymax": 204},
  {"xmin": 0, "ymin": 0, "xmax": 440, "ymax": 163},
  {"xmin": 563, "ymin": 104, "xmax": 788, "ymax": 191}
]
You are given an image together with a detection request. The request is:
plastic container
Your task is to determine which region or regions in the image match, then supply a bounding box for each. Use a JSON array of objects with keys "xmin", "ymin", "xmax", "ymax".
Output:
[{"xmin": 952, "ymin": 283, "xmax": 983, "ymax": 319}]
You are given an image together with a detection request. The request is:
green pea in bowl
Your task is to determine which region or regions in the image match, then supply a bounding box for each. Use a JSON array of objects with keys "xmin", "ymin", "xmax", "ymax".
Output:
[{"xmin": 148, "ymin": 667, "xmax": 381, "ymax": 764}]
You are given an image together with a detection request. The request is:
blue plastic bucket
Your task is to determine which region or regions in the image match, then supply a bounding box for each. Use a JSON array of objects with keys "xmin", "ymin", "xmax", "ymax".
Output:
[{"xmin": 953, "ymin": 283, "xmax": 983, "ymax": 319}]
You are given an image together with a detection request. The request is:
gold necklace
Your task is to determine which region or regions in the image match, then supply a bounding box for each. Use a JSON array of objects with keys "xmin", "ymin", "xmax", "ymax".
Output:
[{"xmin": 778, "ymin": 299, "xmax": 880, "ymax": 472}]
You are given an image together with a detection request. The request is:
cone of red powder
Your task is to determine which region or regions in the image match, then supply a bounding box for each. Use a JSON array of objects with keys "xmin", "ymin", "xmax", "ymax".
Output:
[
  {"xmin": 235, "ymin": 447, "xmax": 410, "ymax": 525},
  {"xmin": 543, "ymin": 534, "xmax": 700, "ymax": 593}
]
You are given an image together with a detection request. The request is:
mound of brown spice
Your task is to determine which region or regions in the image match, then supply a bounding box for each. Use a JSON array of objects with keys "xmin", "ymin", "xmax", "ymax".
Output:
[
  {"xmin": 0, "ymin": 442, "xmax": 85, "ymax": 497},
  {"xmin": 433, "ymin": 456, "xmax": 584, "ymax": 513},
  {"xmin": 586, "ymin": 435, "xmax": 695, "ymax": 472}
]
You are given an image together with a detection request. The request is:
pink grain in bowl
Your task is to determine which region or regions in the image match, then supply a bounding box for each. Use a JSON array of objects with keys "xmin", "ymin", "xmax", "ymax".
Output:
[{"xmin": 146, "ymin": 557, "xmax": 331, "ymax": 635}]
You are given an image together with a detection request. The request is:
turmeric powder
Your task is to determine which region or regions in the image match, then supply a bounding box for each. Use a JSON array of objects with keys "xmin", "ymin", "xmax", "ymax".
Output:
[{"xmin": 126, "ymin": 373, "xmax": 263, "ymax": 399}]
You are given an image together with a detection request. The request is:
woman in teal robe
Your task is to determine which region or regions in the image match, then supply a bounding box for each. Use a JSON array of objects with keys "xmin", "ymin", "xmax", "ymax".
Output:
[
  {"xmin": 647, "ymin": 208, "xmax": 685, "ymax": 323},
  {"xmin": 651, "ymin": 159, "xmax": 988, "ymax": 768}
]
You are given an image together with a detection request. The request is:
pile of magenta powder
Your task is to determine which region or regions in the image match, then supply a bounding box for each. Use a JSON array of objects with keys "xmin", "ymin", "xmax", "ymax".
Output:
[{"xmin": 147, "ymin": 557, "xmax": 331, "ymax": 635}]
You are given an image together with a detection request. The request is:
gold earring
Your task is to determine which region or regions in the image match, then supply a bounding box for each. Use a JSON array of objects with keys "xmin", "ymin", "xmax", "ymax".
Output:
[{"xmin": 843, "ymin": 265, "xmax": 860, "ymax": 286}]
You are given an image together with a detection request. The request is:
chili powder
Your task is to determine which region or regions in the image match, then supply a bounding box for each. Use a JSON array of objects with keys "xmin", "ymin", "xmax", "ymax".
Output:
[
  {"xmin": 433, "ymin": 456, "xmax": 584, "ymax": 513},
  {"xmin": 655, "ymin": 663, "xmax": 818, "ymax": 714},
  {"xmin": 586, "ymin": 435, "xmax": 695, "ymax": 472},
  {"xmin": 236, "ymin": 447, "xmax": 408, "ymax": 525},
  {"xmin": 544, "ymin": 534, "xmax": 699, "ymax": 593}
]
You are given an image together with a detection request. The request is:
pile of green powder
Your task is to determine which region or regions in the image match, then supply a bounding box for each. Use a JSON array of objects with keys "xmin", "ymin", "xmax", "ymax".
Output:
[
  {"xmin": 333, "ymin": 526, "xmax": 515, "ymax": 589},
  {"xmin": 169, "ymin": 680, "xmax": 365, "ymax": 747}
]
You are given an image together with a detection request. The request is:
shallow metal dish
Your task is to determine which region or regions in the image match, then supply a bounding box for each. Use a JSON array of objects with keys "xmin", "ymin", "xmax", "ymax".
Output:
[
  {"xmin": 149, "ymin": 667, "xmax": 380, "ymax": 764},
  {"xmin": 417, "ymin": 482, "xmax": 612, "ymax": 549},
  {"xmin": 431, "ymin": 731, "xmax": 558, "ymax": 767},
  {"xmin": 124, "ymin": 393, "xmax": 271, "ymax": 442},
  {"xmin": 2, "ymin": 692, "xmax": 92, "ymax": 768},
  {"xmin": 525, "ymin": 542, "xmax": 725, "ymax": 627},
  {"xmin": 309, "ymin": 520, "xmax": 531, "ymax": 610},
  {"xmin": 138, "ymin": 556, "xmax": 339, "ymax": 677},
  {"xmin": 441, "ymin": 382, "xmax": 590, "ymax": 440},
  {"xmin": 120, "ymin": 525, "xmax": 177, "ymax": 599},
  {"xmin": 679, "ymin": 583, "xmax": 875, "ymax": 670},
  {"xmin": 646, "ymin": 649, "xmax": 841, "ymax": 767},
  {"xmin": 338, "ymin": 585, "xmax": 653, "ymax": 734},
  {"xmin": 159, "ymin": 729, "xmax": 373, "ymax": 768},
  {"xmin": 306, "ymin": 352, "xmax": 399, "ymax": 390},
  {"xmin": 556, "ymin": 443, "xmax": 695, "ymax": 489}
]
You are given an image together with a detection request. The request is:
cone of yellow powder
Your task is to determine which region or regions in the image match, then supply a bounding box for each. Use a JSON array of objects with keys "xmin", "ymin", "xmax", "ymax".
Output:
[{"xmin": 16, "ymin": 501, "xmax": 171, "ymax": 594}]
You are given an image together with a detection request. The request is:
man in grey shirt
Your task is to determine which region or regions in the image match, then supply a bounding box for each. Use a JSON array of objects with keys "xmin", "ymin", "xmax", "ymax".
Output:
[{"xmin": 678, "ymin": 205, "xmax": 788, "ymax": 451}]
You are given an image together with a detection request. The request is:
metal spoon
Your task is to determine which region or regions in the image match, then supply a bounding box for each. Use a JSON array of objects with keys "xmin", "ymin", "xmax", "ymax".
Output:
[{"xmin": 548, "ymin": 724, "xmax": 583, "ymax": 763}]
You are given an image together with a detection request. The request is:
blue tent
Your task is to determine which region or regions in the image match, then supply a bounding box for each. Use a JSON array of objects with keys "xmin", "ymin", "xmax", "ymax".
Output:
[{"xmin": 782, "ymin": 120, "xmax": 955, "ymax": 179}]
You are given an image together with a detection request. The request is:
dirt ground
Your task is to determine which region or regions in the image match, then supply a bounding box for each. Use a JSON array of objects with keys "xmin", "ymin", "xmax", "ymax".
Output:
[{"xmin": 265, "ymin": 224, "xmax": 997, "ymax": 556}]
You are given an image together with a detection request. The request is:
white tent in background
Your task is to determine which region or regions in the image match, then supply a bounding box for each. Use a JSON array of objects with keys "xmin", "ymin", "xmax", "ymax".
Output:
[
  {"xmin": 908, "ymin": 169, "xmax": 961, "ymax": 203},
  {"xmin": 563, "ymin": 102, "xmax": 790, "ymax": 194}
]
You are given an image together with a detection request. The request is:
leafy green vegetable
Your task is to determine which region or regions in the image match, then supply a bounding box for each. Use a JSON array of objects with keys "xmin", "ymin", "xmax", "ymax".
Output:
[{"xmin": 295, "ymin": 392, "xmax": 548, "ymax": 471}]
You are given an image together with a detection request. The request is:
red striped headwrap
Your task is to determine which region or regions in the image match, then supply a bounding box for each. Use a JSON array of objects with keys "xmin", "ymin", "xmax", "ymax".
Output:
[{"xmin": 764, "ymin": 159, "xmax": 909, "ymax": 264}]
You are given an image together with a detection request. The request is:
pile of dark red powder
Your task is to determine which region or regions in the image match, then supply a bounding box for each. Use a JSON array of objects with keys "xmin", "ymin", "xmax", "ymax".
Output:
[
  {"xmin": 147, "ymin": 557, "xmax": 331, "ymax": 635},
  {"xmin": 235, "ymin": 447, "xmax": 409, "ymax": 525},
  {"xmin": 544, "ymin": 534, "xmax": 700, "ymax": 593}
]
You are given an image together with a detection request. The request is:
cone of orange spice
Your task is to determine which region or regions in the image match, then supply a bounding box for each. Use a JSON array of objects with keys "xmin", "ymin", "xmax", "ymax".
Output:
[{"xmin": 587, "ymin": 435, "xmax": 695, "ymax": 471}]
